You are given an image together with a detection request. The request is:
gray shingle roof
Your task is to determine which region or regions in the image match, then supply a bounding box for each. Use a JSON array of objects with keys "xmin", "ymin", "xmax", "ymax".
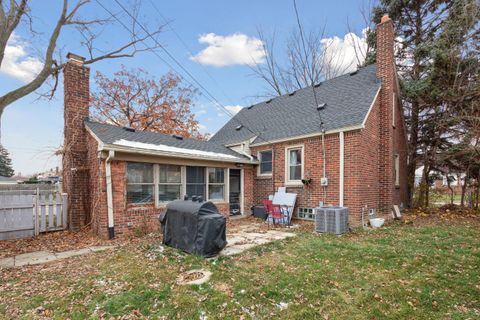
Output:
[
  {"xmin": 210, "ymin": 64, "xmax": 381, "ymax": 145},
  {"xmin": 85, "ymin": 120, "xmax": 250, "ymax": 161}
]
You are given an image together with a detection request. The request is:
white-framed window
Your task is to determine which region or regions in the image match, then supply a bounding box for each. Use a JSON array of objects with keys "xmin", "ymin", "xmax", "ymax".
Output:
[
  {"xmin": 186, "ymin": 166, "xmax": 206, "ymax": 199},
  {"xmin": 127, "ymin": 163, "xmax": 230, "ymax": 205},
  {"xmin": 126, "ymin": 162, "xmax": 154, "ymax": 204},
  {"xmin": 258, "ymin": 149, "xmax": 273, "ymax": 176},
  {"xmin": 392, "ymin": 92, "xmax": 396, "ymax": 128},
  {"xmin": 285, "ymin": 145, "xmax": 304, "ymax": 185},
  {"xmin": 208, "ymin": 168, "xmax": 226, "ymax": 201},
  {"xmin": 158, "ymin": 164, "xmax": 182, "ymax": 203},
  {"xmin": 394, "ymin": 154, "xmax": 400, "ymax": 187}
]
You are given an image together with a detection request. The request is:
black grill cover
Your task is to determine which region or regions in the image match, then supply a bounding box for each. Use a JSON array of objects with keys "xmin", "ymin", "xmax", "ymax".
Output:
[{"xmin": 160, "ymin": 200, "xmax": 227, "ymax": 257}]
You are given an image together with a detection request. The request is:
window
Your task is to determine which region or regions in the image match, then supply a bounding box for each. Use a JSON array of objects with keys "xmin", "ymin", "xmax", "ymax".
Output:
[
  {"xmin": 392, "ymin": 92, "xmax": 396, "ymax": 128},
  {"xmin": 286, "ymin": 146, "xmax": 303, "ymax": 183},
  {"xmin": 394, "ymin": 154, "xmax": 400, "ymax": 186},
  {"xmin": 208, "ymin": 168, "xmax": 225, "ymax": 200},
  {"xmin": 126, "ymin": 163, "xmax": 154, "ymax": 203},
  {"xmin": 258, "ymin": 150, "xmax": 273, "ymax": 175},
  {"xmin": 158, "ymin": 165, "xmax": 182, "ymax": 202},
  {"xmin": 186, "ymin": 166, "xmax": 206, "ymax": 199}
]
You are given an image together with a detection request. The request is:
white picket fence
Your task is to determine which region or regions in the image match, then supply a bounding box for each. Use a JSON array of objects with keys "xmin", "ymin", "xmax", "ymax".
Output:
[{"xmin": 0, "ymin": 191, "xmax": 68, "ymax": 240}]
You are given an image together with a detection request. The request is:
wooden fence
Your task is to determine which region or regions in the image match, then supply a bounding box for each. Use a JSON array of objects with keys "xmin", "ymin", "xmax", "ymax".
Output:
[{"xmin": 0, "ymin": 190, "xmax": 68, "ymax": 240}]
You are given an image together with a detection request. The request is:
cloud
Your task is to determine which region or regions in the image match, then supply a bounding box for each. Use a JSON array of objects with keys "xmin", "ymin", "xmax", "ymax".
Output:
[
  {"xmin": 320, "ymin": 30, "xmax": 368, "ymax": 77},
  {"xmin": 0, "ymin": 33, "xmax": 43, "ymax": 82},
  {"xmin": 191, "ymin": 33, "xmax": 266, "ymax": 67},
  {"xmin": 225, "ymin": 105, "xmax": 243, "ymax": 115}
]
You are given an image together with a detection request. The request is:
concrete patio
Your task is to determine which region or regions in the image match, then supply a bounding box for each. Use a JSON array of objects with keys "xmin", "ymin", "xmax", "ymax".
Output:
[{"xmin": 220, "ymin": 223, "xmax": 296, "ymax": 256}]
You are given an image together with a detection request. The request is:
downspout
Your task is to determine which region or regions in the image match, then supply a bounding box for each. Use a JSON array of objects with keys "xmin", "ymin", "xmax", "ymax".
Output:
[
  {"xmin": 105, "ymin": 150, "xmax": 115, "ymax": 239},
  {"xmin": 339, "ymin": 131, "xmax": 345, "ymax": 207}
]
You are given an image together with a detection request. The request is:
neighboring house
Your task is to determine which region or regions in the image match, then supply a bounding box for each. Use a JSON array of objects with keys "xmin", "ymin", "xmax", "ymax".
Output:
[
  {"xmin": 415, "ymin": 166, "xmax": 465, "ymax": 193},
  {"xmin": 62, "ymin": 15, "xmax": 407, "ymax": 239},
  {"xmin": 0, "ymin": 176, "xmax": 17, "ymax": 185}
]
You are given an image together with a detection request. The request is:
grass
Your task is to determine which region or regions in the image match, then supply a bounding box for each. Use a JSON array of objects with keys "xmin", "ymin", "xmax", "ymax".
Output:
[{"xmin": 1, "ymin": 221, "xmax": 479, "ymax": 319}]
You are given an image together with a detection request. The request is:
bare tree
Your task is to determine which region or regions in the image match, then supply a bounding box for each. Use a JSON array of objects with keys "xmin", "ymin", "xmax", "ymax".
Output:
[
  {"xmin": 251, "ymin": 0, "xmax": 358, "ymax": 97},
  {"xmin": 0, "ymin": 0, "xmax": 163, "ymax": 138}
]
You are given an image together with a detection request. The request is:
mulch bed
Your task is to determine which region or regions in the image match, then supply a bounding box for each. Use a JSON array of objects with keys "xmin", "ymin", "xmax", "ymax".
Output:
[{"xmin": 0, "ymin": 227, "xmax": 119, "ymax": 259}]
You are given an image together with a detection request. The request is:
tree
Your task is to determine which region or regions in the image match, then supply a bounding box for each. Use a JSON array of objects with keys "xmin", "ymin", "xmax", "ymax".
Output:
[
  {"xmin": 251, "ymin": 0, "xmax": 359, "ymax": 97},
  {"xmin": 90, "ymin": 66, "xmax": 206, "ymax": 139},
  {"xmin": 368, "ymin": 0, "xmax": 479, "ymax": 207},
  {"xmin": 0, "ymin": 144, "xmax": 14, "ymax": 177},
  {"xmin": 0, "ymin": 0, "xmax": 163, "ymax": 139}
]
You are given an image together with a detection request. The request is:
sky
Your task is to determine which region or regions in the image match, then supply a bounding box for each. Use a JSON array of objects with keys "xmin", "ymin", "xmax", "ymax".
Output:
[{"xmin": 0, "ymin": 0, "xmax": 372, "ymax": 176}]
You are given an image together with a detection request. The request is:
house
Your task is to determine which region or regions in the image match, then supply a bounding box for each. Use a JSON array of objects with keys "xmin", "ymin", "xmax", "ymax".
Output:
[
  {"xmin": 0, "ymin": 176, "xmax": 17, "ymax": 185},
  {"xmin": 62, "ymin": 15, "xmax": 407, "ymax": 239}
]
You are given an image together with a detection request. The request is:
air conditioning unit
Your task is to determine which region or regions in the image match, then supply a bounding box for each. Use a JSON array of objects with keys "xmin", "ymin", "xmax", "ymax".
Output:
[{"xmin": 315, "ymin": 207, "xmax": 349, "ymax": 235}]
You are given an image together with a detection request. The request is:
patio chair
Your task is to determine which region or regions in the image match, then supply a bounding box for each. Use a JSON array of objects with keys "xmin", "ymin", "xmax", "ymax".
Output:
[{"xmin": 262, "ymin": 200, "xmax": 286, "ymax": 227}]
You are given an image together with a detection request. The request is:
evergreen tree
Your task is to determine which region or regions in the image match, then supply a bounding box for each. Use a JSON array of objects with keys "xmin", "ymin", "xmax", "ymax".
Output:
[
  {"xmin": 0, "ymin": 144, "xmax": 14, "ymax": 177},
  {"xmin": 367, "ymin": 0, "xmax": 479, "ymax": 206}
]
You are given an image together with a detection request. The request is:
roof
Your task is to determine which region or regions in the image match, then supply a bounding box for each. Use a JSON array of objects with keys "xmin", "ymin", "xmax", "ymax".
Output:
[
  {"xmin": 210, "ymin": 64, "xmax": 381, "ymax": 146},
  {"xmin": 85, "ymin": 120, "xmax": 253, "ymax": 163},
  {"xmin": 0, "ymin": 176, "xmax": 16, "ymax": 184}
]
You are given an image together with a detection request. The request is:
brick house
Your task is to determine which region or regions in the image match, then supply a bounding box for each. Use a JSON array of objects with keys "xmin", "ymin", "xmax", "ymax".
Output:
[{"xmin": 63, "ymin": 15, "xmax": 407, "ymax": 239}]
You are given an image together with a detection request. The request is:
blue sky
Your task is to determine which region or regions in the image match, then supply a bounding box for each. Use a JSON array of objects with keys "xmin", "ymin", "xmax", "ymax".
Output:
[{"xmin": 0, "ymin": 0, "xmax": 371, "ymax": 175}]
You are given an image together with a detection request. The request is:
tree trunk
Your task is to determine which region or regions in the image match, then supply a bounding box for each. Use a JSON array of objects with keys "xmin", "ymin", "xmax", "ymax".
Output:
[{"xmin": 407, "ymin": 101, "xmax": 420, "ymax": 207}]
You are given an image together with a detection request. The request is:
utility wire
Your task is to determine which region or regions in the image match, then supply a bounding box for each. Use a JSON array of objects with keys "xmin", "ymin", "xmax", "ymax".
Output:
[
  {"xmin": 109, "ymin": 0, "xmax": 272, "ymax": 145},
  {"xmin": 95, "ymin": 0, "xmax": 270, "ymax": 145}
]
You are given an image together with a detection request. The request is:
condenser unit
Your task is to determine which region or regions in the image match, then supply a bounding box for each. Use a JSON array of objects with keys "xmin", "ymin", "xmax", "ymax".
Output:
[{"xmin": 315, "ymin": 207, "xmax": 349, "ymax": 235}]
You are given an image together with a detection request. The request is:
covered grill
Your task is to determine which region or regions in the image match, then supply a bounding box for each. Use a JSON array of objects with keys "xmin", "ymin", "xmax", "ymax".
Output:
[{"xmin": 160, "ymin": 198, "xmax": 227, "ymax": 257}]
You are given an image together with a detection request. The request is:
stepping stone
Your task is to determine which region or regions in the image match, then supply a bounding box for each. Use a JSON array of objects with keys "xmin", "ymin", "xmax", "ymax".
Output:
[
  {"xmin": 14, "ymin": 251, "xmax": 57, "ymax": 267},
  {"xmin": 0, "ymin": 257, "xmax": 14, "ymax": 268}
]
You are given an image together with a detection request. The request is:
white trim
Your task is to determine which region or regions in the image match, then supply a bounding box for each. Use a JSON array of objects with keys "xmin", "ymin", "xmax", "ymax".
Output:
[
  {"xmin": 153, "ymin": 164, "xmax": 159, "ymax": 208},
  {"xmin": 257, "ymin": 149, "xmax": 273, "ymax": 177},
  {"xmin": 240, "ymin": 168, "xmax": 245, "ymax": 215},
  {"xmin": 361, "ymin": 87, "xmax": 382, "ymax": 127},
  {"xmin": 105, "ymin": 150, "xmax": 115, "ymax": 229},
  {"xmin": 85, "ymin": 126, "xmax": 105, "ymax": 151},
  {"xmin": 101, "ymin": 144, "xmax": 256, "ymax": 164},
  {"xmin": 250, "ymin": 124, "xmax": 363, "ymax": 147},
  {"xmin": 339, "ymin": 132, "xmax": 345, "ymax": 207},
  {"xmin": 285, "ymin": 144, "xmax": 304, "ymax": 186}
]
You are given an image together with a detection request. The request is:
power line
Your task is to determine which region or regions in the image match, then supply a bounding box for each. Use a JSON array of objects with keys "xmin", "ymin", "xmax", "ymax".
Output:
[{"xmin": 96, "ymin": 0, "xmax": 271, "ymax": 144}]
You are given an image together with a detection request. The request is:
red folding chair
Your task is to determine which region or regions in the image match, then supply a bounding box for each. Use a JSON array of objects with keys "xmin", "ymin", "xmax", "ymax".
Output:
[{"xmin": 262, "ymin": 200, "xmax": 285, "ymax": 227}]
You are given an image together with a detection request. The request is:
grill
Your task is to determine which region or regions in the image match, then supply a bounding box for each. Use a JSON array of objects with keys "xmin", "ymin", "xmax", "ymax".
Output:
[
  {"xmin": 315, "ymin": 207, "xmax": 349, "ymax": 235},
  {"xmin": 160, "ymin": 198, "xmax": 227, "ymax": 257}
]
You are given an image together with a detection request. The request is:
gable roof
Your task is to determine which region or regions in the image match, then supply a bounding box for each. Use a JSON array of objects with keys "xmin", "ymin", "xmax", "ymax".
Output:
[
  {"xmin": 85, "ymin": 120, "xmax": 253, "ymax": 163},
  {"xmin": 210, "ymin": 64, "xmax": 381, "ymax": 146}
]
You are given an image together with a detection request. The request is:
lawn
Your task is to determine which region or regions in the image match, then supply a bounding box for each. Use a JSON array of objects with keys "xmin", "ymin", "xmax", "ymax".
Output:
[{"xmin": 1, "ymin": 220, "xmax": 479, "ymax": 319}]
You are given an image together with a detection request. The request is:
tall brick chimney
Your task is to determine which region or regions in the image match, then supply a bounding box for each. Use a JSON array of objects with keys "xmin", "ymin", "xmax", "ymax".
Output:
[
  {"xmin": 63, "ymin": 53, "xmax": 90, "ymax": 230},
  {"xmin": 376, "ymin": 15, "xmax": 395, "ymax": 213}
]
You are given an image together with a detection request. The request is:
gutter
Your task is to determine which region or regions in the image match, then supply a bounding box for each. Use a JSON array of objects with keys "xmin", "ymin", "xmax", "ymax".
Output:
[
  {"xmin": 105, "ymin": 150, "xmax": 115, "ymax": 239},
  {"xmin": 101, "ymin": 144, "xmax": 258, "ymax": 164},
  {"xmin": 339, "ymin": 131, "xmax": 345, "ymax": 207}
]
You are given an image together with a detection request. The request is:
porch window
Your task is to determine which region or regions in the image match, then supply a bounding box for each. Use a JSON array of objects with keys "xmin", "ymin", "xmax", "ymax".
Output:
[
  {"xmin": 186, "ymin": 166, "xmax": 206, "ymax": 199},
  {"xmin": 158, "ymin": 164, "xmax": 182, "ymax": 202},
  {"xmin": 126, "ymin": 162, "xmax": 154, "ymax": 203},
  {"xmin": 286, "ymin": 146, "xmax": 303, "ymax": 183},
  {"xmin": 258, "ymin": 150, "xmax": 273, "ymax": 175},
  {"xmin": 208, "ymin": 168, "xmax": 225, "ymax": 200}
]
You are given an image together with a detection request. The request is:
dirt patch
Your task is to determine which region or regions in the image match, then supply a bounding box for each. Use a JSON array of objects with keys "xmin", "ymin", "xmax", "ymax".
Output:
[
  {"xmin": 403, "ymin": 204, "xmax": 480, "ymax": 227},
  {"xmin": 176, "ymin": 269, "xmax": 212, "ymax": 285},
  {"xmin": 0, "ymin": 227, "xmax": 126, "ymax": 259}
]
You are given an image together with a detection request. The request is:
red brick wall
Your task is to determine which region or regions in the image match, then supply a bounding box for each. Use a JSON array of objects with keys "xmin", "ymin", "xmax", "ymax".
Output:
[{"xmin": 63, "ymin": 57, "xmax": 90, "ymax": 230}]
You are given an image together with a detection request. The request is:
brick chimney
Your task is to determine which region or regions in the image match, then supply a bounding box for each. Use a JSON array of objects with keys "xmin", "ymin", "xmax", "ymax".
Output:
[
  {"xmin": 62, "ymin": 53, "xmax": 90, "ymax": 230},
  {"xmin": 376, "ymin": 15, "xmax": 395, "ymax": 213}
]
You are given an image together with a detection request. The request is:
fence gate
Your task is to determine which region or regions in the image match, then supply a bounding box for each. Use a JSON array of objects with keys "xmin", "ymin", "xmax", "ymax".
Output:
[{"xmin": 0, "ymin": 191, "xmax": 68, "ymax": 241}]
